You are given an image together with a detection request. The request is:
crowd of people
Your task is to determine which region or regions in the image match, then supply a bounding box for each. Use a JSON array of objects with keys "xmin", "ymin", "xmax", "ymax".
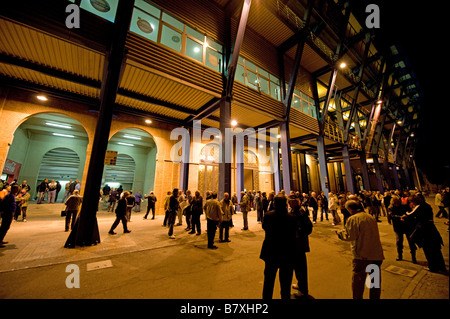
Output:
[{"xmin": 0, "ymin": 178, "xmax": 448, "ymax": 298}]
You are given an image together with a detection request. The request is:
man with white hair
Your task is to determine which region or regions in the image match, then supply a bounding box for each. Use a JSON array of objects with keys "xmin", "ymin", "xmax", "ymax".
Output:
[{"xmin": 335, "ymin": 200, "xmax": 384, "ymax": 299}]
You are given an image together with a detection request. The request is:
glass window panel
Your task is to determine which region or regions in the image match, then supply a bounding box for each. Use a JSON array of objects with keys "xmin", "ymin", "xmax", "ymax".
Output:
[
  {"xmin": 186, "ymin": 38, "xmax": 203, "ymax": 62},
  {"xmin": 302, "ymin": 100, "xmax": 310, "ymax": 115},
  {"xmin": 161, "ymin": 25, "xmax": 182, "ymax": 52},
  {"xmin": 207, "ymin": 38, "xmax": 223, "ymax": 53},
  {"xmin": 238, "ymin": 56, "xmax": 244, "ymax": 64},
  {"xmin": 135, "ymin": 0, "xmax": 161, "ymax": 18},
  {"xmin": 310, "ymin": 104, "xmax": 317, "ymax": 119},
  {"xmin": 270, "ymin": 74, "xmax": 280, "ymax": 85},
  {"xmin": 130, "ymin": 8, "xmax": 159, "ymax": 42},
  {"xmin": 294, "ymin": 88, "xmax": 301, "ymax": 96},
  {"xmin": 206, "ymin": 47, "xmax": 222, "ymax": 72},
  {"xmin": 259, "ymin": 77, "xmax": 269, "ymax": 95},
  {"xmin": 258, "ymin": 68, "xmax": 269, "ymax": 78},
  {"xmin": 246, "ymin": 69, "xmax": 258, "ymax": 90},
  {"xmin": 186, "ymin": 25, "xmax": 204, "ymax": 42},
  {"xmin": 235, "ymin": 63, "xmax": 245, "ymax": 84},
  {"xmin": 293, "ymin": 94, "xmax": 301, "ymax": 110},
  {"xmin": 162, "ymin": 12, "xmax": 184, "ymax": 31},
  {"xmin": 245, "ymin": 59, "xmax": 257, "ymax": 72},
  {"xmin": 271, "ymin": 84, "xmax": 281, "ymax": 101},
  {"xmin": 80, "ymin": 0, "xmax": 119, "ymax": 22}
]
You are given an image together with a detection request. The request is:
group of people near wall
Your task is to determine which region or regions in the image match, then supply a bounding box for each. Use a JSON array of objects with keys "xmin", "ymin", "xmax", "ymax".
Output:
[
  {"xmin": 0, "ymin": 179, "xmax": 447, "ymax": 299},
  {"xmin": 35, "ymin": 178, "xmax": 81, "ymax": 204}
]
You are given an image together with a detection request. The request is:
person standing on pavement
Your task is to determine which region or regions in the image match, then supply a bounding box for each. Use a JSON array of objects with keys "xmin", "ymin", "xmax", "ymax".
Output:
[
  {"xmin": 189, "ymin": 191, "xmax": 203, "ymax": 235},
  {"xmin": 318, "ymin": 191, "xmax": 329, "ymax": 222},
  {"xmin": 204, "ymin": 191, "xmax": 223, "ymax": 249},
  {"xmin": 64, "ymin": 190, "xmax": 83, "ymax": 232},
  {"xmin": 219, "ymin": 192, "xmax": 233, "ymax": 243},
  {"xmin": 239, "ymin": 191, "xmax": 250, "ymax": 230},
  {"xmin": 260, "ymin": 194, "xmax": 297, "ymax": 300},
  {"xmin": 15, "ymin": 187, "xmax": 30, "ymax": 222},
  {"xmin": 388, "ymin": 197, "xmax": 416, "ymax": 263},
  {"xmin": 144, "ymin": 191, "xmax": 157, "ymax": 219},
  {"xmin": 108, "ymin": 191, "xmax": 131, "ymax": 235},
  {"xmin": 289, "ymin": 196, "xmax": 313, "ymax": 299},
  {"xmin": 134, "ymin": 190, "xmax": 143, "ymax": 212},
  {"xmin": 403, "ymin": 195, "xmax": 446, "ymax": 273},
  {"xmin": 0, "ymin": 185, "xmax": 19, "ymax": 248},
  {"xmin": 335, "ymin": 200, "xmax": 384, "ymax": 299},
  {"xmin": 168, "ymin": 189, "xmax": 180, "ymax": 239},
  {"xmin": 436, "ymin": 189, "xmax": 448, "ymax": 218},
  {"xmin": 308, "ymin": 192, "xmax": 319, "ymax": 224},
  {"xmin": 36, "ymin": 179, "xmax": 48, "ymax": 204},
  {"xmin": 125, "ymin": 191, "xmax": 135, "ymax": 222},
  {"xmin": 254, "ymin": 191, "xmax": 263, "ymax": 223}
]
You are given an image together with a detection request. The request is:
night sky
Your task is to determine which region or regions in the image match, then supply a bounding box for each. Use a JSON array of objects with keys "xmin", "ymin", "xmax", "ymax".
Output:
[{"xmin": 353, "ymin": 0, "xmax": 449, "ymax": 185}]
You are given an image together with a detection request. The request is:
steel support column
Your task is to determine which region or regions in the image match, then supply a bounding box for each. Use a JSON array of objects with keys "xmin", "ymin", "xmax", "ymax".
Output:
[
  {"xmin": 392, "ymin": 164, "xmax": 401, "ymax": 190},
  {"xmin": 342, "ymin": 145, "xmax": 355, "ymax": 194},
  {"xmin": 65, "ymin": 0, "xmax": 135, "ymax": 248},
  {"xmin": 279, "ymin": 121, "xmax": 292, "ymax": 193},
  {"xmin": 219, "ymin": 97, "xmax": 232, "ymax": 198},
  {"xmin": 316, "ymin": 135, "xmax": 329, "ymax": 197},
  {"xmin": 236, "ymin": 130, "xmax": 245, "ymax": 202},
  {"xmin": 219, "ymin": 0, "xmax": 251, "ymax": 199},
  {"xmin": 372, "ymin": 155, "xmax": 384, "ymax": 192},
  {"xmin": 179, "ymin": 128, "xmax": 190, "ymax": 192}
]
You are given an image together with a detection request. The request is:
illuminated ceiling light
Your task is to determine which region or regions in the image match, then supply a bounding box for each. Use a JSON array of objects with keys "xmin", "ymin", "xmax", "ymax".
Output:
[
  {"xmin": 231, "ymin": 120, "xmax": 237, "ymax": 126},
  {"xmin": 118, "ymin": 142, "xmax": 134, "ymax": 147},
  {"xmin": 410, "ymin": 133, "xmax": 415, "ymax": 137},
  {"xmin": 123, "ymin": 134, "xmax": 141, "ymax": 140},
  {"xmin": 376, "ymin": 99, "xmax": 383, "ymax": 104},
  {"xmin": 339, "ymin": 62, "xmax": 347, "ymax": 69},
  {"xmin": 277, "ymin": 134, "xmax": 281, "ymax": 139},
  {"xmin": 36, "ymin": 95, "xmax": 48, "ymax": 101},
  {"xmin": 52, "ymin": 133, "xmax": 74, "ymax": 138},
  {"xmin": 259, "ymin": 144, "xmax": 264, "ymax": 148},
  {"xmin": 46, "ymin": 122, "xmax": 72, "ymax": 129},
  {"xmin": 193, "ymin": 47, "xmax": 201, "ymax": 53},
  {"xmin": 145, "ymin": 119, "xmax": 152, "ymax": 124},
  {"xmin": 397, "ymin": 120, "xmax": 403, "ymax": 125}
]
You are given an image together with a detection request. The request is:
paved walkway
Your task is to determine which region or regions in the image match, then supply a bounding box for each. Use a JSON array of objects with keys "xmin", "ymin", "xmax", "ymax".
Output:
[{"xmin": 0, "ymin": 197, "xmax": 448, "ymax": 299}]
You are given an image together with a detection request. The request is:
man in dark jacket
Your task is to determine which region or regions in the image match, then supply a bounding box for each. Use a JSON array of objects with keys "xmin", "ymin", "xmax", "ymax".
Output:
[
  {"xmin": 405, "ymin": 195, "xmax": 446, "ymax": 273},
  {"xmin": 168, "ymin": 189, "xmax": 180, "ymax": 239},
  {"xmin": 108, "ymin": 191, "xmax": 131, "ymax": 235},
  {"xmin": 289, "ymin": 197, "xmax": 313, "ymax": 299},
  {"xmin": 36, "ymin": 179, "xmax": 48, "ymax": 204},
  {"xmin": 144, "ymin": 191, "xmax": 157, "ymax": 219},
  {"xmin": 64, "ymin": 190, "xmax": 83, "ymax": 232},
  {"xmin": 0, "ymin": 185, "xmax": 20, "ymax": 247},
  {"xmin": 260, "ymin": 194, "xmax": 297, "ymax": 299}
]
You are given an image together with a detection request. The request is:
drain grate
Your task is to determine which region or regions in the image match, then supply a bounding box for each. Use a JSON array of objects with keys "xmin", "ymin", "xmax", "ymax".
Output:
[{"xmin": 384, "ymin": 265, "xmax": 417, "ymax": 277}]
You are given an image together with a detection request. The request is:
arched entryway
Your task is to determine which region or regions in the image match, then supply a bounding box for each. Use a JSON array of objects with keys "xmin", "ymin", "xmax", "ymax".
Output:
[
  {"xmin": 243, "ymin": 149, "xmax": 259, "ymax": 192},
  {"xmin": 103, "ymin": 128, "xmax": 157, "ymax": 194},
  {"xmin": 197, "ymin": 143, "xmax": 220, "ymax": 198},
  {"xmin": 3, "ymin": 113, "xmax": 89, "ymax": 199}
]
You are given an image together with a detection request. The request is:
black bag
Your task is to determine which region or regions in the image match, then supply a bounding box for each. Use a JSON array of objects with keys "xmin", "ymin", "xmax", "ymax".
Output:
[{"xmin": 61, "ymin": 210, "xmax": 67, "ymax": 217}]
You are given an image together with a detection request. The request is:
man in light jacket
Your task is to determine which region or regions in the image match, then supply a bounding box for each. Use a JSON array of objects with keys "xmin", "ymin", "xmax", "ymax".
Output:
[
  {"xmin": 204, "ymin": 191, "xmax": 223, "ymax": 249},
  {"xmin": 336, "ymin": 200, "xmax": 384, "ymax": 299}
]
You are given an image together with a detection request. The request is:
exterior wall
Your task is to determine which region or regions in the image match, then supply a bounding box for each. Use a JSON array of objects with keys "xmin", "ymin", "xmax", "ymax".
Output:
[{"xmin": 0, "ymin": 89, "xmax": 181, "ymax": 215}]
